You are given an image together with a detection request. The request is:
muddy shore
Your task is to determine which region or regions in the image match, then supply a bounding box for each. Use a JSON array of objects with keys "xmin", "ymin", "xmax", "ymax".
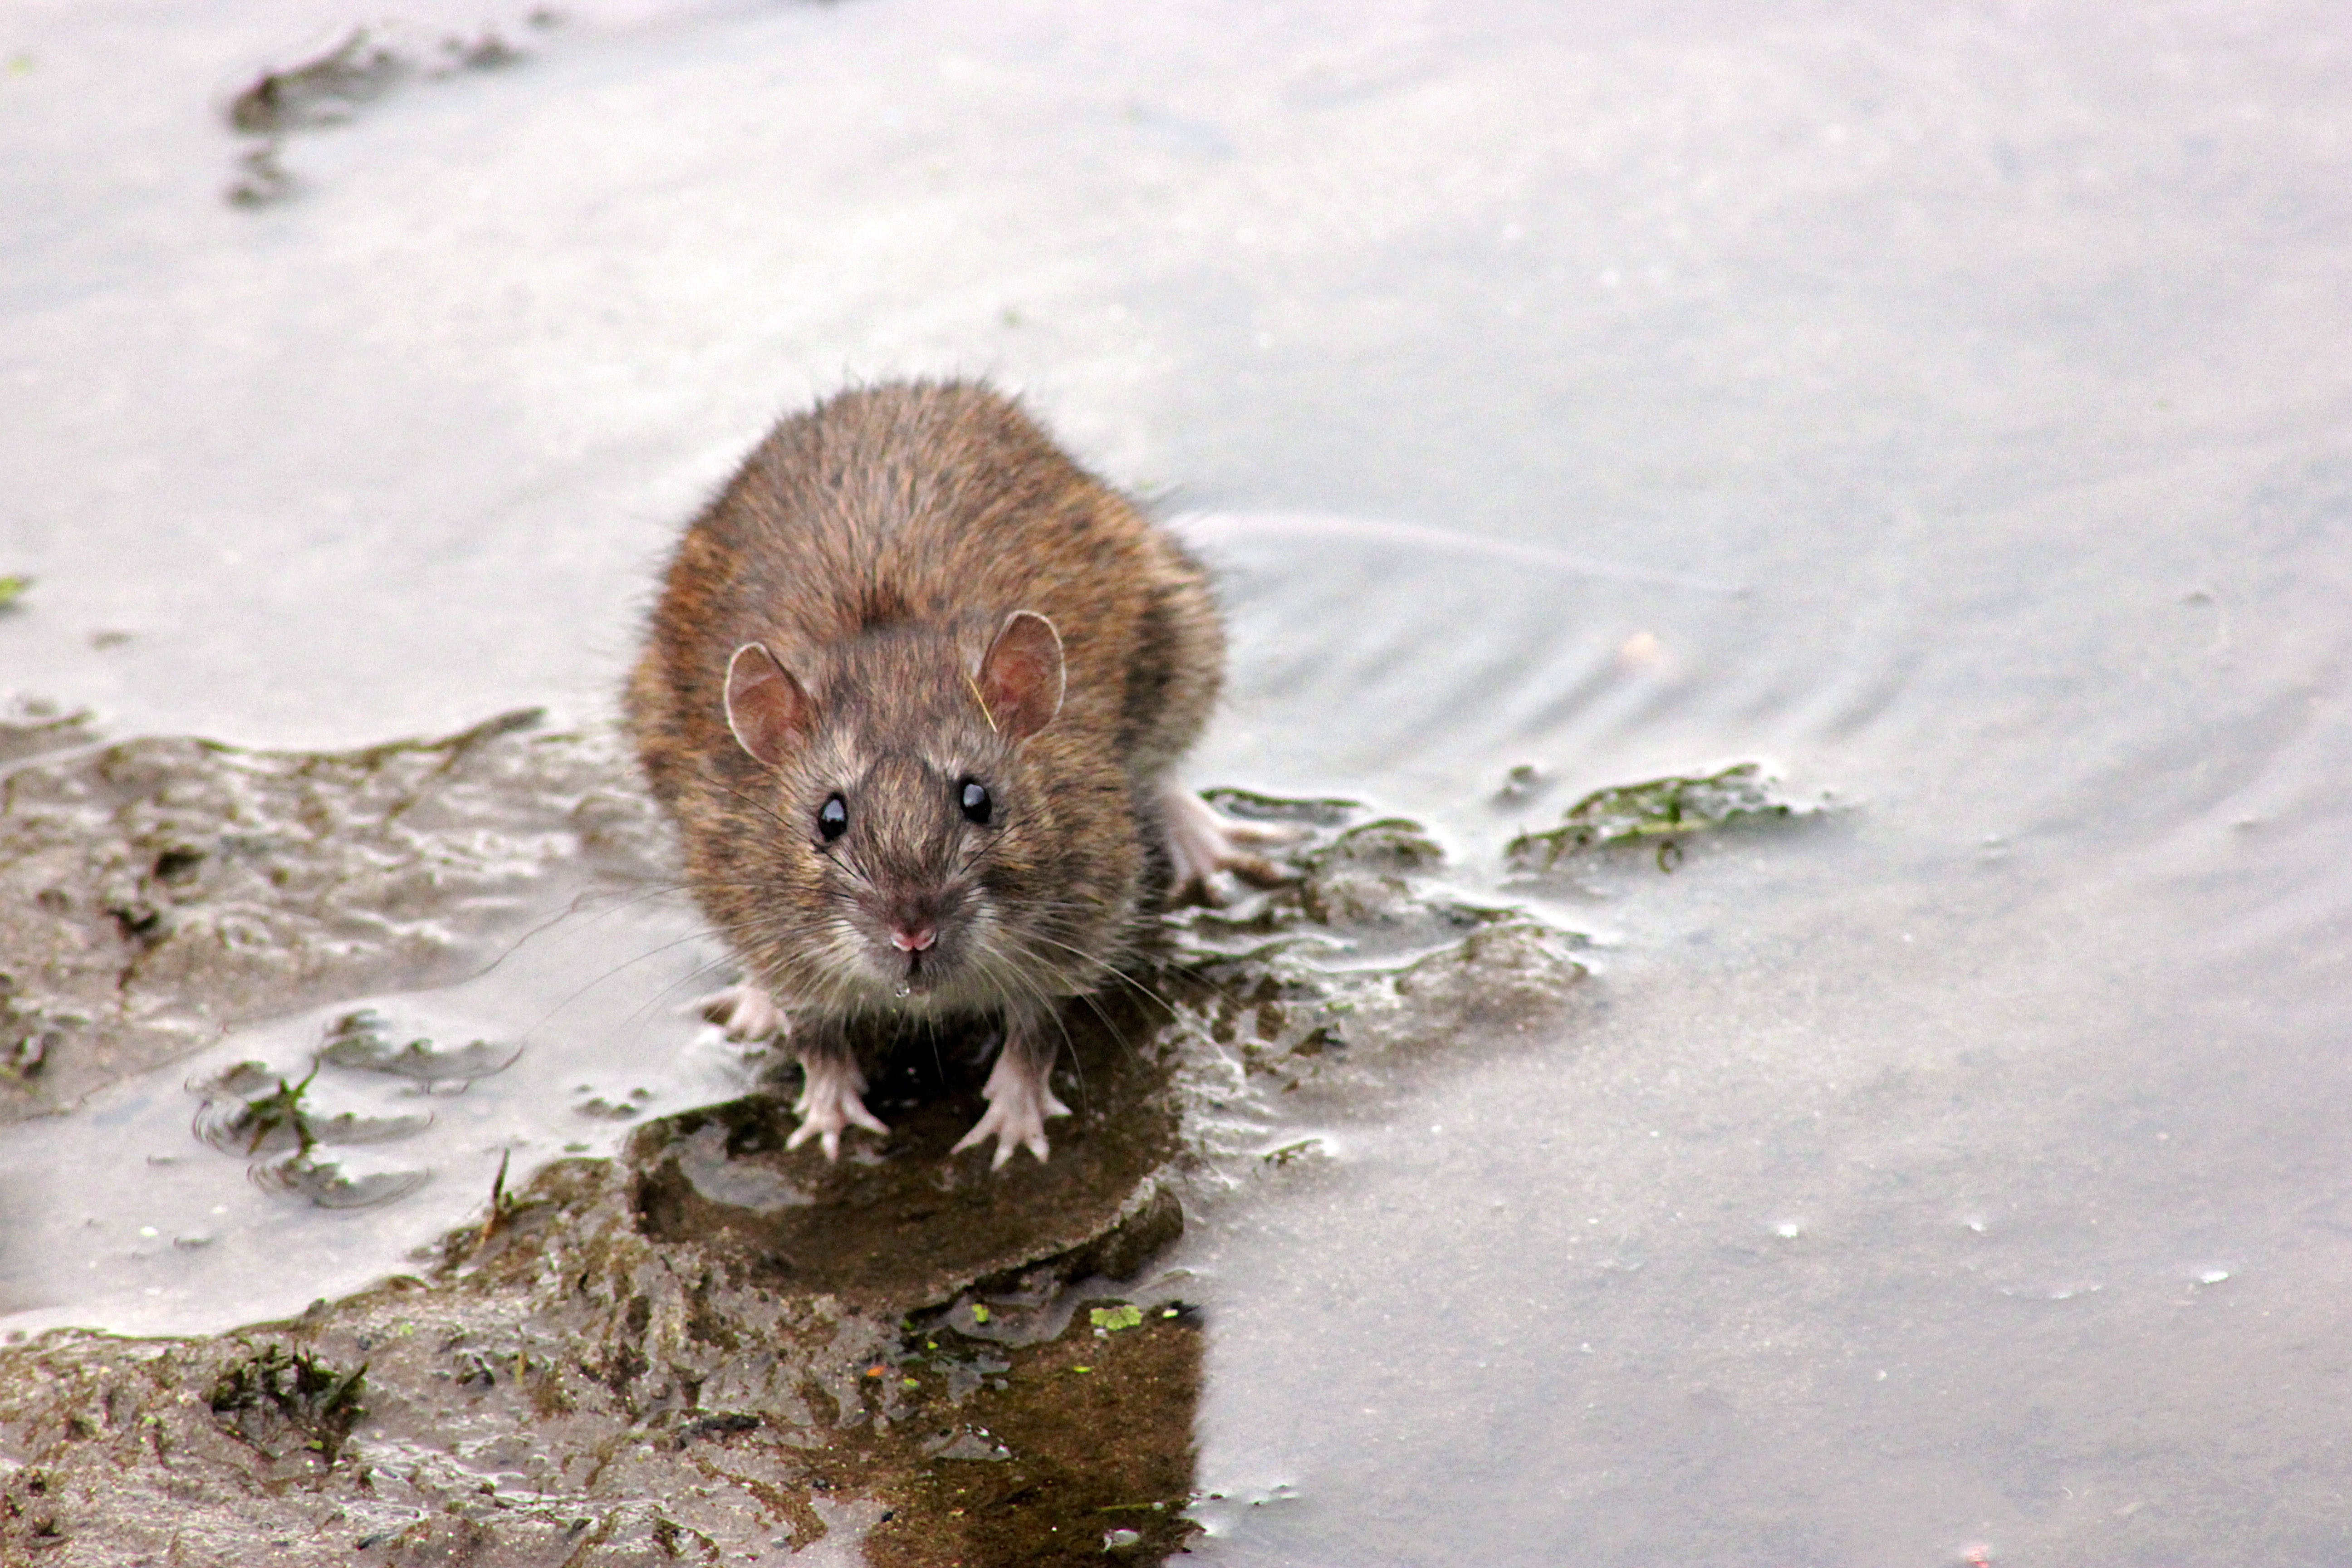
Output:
[{"xmin": 0, "ymin": 712, "xmax": 1586, "ymax": 1564}]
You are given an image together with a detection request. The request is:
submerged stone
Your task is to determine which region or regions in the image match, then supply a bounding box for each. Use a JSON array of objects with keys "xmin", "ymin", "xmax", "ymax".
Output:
[
  {"xmin": 0, "ymin": 698, "xmax": 96, "ymax": 768},
  {"xmin": 221, "ymin": 22, "xmax": 538, "ymax": 206},
  {"xmin": 317, "ymin": 1008, "xmax": 520, "ymax": 1084}
]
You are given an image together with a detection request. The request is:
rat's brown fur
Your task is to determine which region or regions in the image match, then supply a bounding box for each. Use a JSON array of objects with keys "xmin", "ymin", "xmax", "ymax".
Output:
[{"xmin": 624, "ymin": 381, "xmax": 1223, "ymax": 1158}]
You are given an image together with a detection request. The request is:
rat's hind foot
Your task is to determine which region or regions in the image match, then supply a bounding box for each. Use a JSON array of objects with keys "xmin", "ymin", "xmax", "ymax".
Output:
[
  {"xmin": 785, "ymin": 1052, "xmax": 889, "ymax": 1161},
  {"xmin": 696, "ymin": 982, "xmax": 788, "ymax": 1041},
  {"xmin": 951, "ymin": 1044, "xmax": 1072, "ymax": 1170},
  {"xmin": 1163, "ymin": 785, "xmax": 1302, "ymax": 905}
]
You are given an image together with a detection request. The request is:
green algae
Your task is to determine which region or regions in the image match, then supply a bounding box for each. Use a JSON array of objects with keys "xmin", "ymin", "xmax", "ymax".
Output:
[
  {"xmin": 207, "ymin": 1342, "xmax": 368, "ymax": 1466},
  {"xmin": 1504, "ymin": 762, "xmax": 1811, "ymax": 871}
]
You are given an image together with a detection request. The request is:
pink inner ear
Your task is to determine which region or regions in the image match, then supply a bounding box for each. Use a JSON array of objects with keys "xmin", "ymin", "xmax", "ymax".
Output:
[
  {"xmin": 978, "ymin": 612, "xmax": 1065, "ymax": 742},
  {"xmin": 724, "ymin": 643, "xmax": 811, "ymax": 766}
]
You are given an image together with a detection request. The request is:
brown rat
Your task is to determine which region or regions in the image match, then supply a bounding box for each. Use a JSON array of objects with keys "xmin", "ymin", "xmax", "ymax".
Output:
[{"xmin": 625, "ymin": 380, "xmax": 1283, "ymax": 1166}]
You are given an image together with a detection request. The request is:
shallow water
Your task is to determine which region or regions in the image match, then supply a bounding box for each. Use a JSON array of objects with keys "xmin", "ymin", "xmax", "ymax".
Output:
[
  {"xmin": 5, "ymin": 0, "xmax": 2350, "ymax": 1561},
  {"xmin": 0, "ymin": 886, "xmax": 741, "ymax": 1338}
]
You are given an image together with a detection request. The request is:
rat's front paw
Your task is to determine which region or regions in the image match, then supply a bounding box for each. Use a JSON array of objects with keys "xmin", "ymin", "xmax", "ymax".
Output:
[
  {"xmin": 786, "ymin": 1054, "xmax": 888, "ymax": 1161},
  {"xmin": 951, "ymin": 1053, "xmax": 1072, "ymax": 1170},
  {"xmin": 1163, "ymin": 786, "xmax": 1303, "ymax": 905},
  {"xmin": 695, "ymin": 982, "xmax": 789, "ymax": 1041}
]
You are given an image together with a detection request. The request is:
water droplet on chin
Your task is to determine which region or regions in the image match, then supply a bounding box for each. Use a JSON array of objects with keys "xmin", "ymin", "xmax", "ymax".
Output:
[{"xmin": 893, "ymin": 983, "xmax": 911, "ymax": 999}]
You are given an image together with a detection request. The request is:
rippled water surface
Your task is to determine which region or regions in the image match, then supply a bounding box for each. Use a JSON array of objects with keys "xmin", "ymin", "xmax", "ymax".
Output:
[{"xmin": 5, "ymin": 0, "xmax": 2350, "ymax": 1561}]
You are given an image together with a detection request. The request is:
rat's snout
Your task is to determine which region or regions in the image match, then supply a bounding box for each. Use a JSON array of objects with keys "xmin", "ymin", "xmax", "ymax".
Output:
[
  {"xmin": 875, "ymin": 888, "xmax": 949, "ymax": 967},
  {"xmin": 877, "ymin": 895, "xmax": 951, "ymax": 999}
]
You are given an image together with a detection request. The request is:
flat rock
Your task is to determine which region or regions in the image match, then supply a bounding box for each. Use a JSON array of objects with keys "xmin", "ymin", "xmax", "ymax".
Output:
[{"xmin": 629, "ymin": 995, "xmax": 1185, "ymax": 1312}]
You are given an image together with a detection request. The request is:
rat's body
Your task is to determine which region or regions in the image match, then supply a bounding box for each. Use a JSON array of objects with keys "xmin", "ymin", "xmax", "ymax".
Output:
[{"xmin": 627, "ymin": 381, "xmax": 1273, "ymax": 1165}]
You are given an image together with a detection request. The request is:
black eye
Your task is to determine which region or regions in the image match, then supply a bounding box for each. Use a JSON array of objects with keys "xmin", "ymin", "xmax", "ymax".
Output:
[
  {"xmin": 958, "ymin": 779, "xmax": 992, "ymax": 825},
  {"xmin": 818, "ymin": 793, "xmax": 848, "ymax": 842}
]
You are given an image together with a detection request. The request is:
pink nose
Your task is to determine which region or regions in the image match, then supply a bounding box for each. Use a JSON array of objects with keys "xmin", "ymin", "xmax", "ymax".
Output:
[{"xmin": 889, "ymin": 925, "xmax": 937, "ymax": 953}]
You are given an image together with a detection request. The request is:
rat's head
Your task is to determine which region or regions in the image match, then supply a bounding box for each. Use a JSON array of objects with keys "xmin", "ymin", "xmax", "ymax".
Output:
[{"xmin": 718, "ymin": 611, "xmax": 1069, "ymax": 1010}]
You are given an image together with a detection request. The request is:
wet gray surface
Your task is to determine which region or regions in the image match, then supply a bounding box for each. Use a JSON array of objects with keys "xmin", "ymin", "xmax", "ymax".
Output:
[{"xmin": 5, "ymin": 0, "xmax": 2351, "ymax": 1562}]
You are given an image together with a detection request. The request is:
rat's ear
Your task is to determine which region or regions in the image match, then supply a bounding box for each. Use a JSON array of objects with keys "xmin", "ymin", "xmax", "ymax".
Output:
[
  {"xmin": 724, "ymin": 642, "xmax": 813, "ymax": 766},
  {"xmin": 976, "ymin": 611, "xmax": 1065, "ymax": 743}
]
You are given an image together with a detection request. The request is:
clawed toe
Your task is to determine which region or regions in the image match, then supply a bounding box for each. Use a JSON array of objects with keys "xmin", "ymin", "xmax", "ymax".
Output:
[
  {"xmin": 693, "ymin": 983, "xmax": 788, "ymax": 1041},
  {"xmin": 1217, "ymin": 815, "xmax": 1309, "ymax": 849},
  {"xmin": 1191, "ymin": 850, "xmax": 1291, "ymax": 897},
  {"xmin": 788, "ymin": 1055, "xmax": 888, "ymax": 1160},
  {"xmin": 950, "ymin": 1095, "xmax": 1069, "ymax": 1169},
  {"xmin": 952, "ymin": 1057, "xmax": 1071, "ymax": 1169}
]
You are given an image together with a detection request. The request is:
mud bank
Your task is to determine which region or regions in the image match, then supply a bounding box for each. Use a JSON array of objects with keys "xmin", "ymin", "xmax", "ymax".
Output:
[
  {"xmin": 0, "ymin": 715, "xmax": 1586, "ymax": 1564},
  {"xmin": 0, "ymin": 710, "xmax": 665, "ymax": 1124}
]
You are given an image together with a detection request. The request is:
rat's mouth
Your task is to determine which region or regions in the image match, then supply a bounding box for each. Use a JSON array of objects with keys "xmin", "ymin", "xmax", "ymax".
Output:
[
  {"xmin": 887, "ymin": 943, "xmax": 946, "ymax": 999},
  {"xmin": 877, "ymin": 904, "xmax": 952, "ymax": 998}
]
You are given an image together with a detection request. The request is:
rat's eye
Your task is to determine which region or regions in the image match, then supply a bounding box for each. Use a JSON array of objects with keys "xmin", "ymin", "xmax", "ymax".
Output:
[
  {"xmin": 958, "ymin": 779, "xmax": 992, "ymax": 825},
  {"xmin": 817, "ymin": 793, "xmax": 848, "ymax": 842}
]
